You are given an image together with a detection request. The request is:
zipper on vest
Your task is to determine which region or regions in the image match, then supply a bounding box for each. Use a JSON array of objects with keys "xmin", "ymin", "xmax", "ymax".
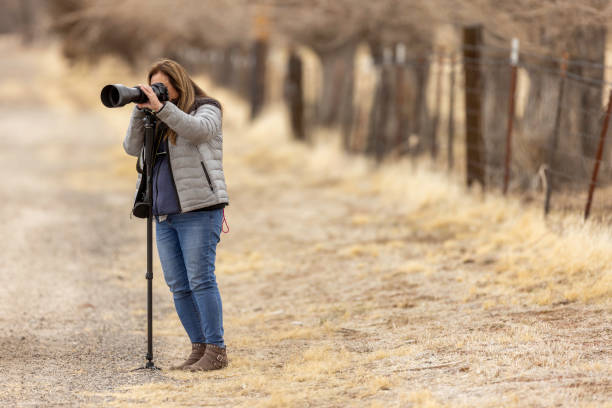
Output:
[
  {"xmin": 154, "ymin": 160, "xmax": 160, "ymax": 215},
  {"xmin": 167, "ymin": 143, "xmax": 182, "ymax": 213},
  {"xmin": 201, "ymin": 161, "xmax": 214, "ymax": 192}
]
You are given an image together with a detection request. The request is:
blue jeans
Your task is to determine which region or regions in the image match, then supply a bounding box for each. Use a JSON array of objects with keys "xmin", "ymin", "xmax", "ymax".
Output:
[{"xmin": 155, "ymin": 209, "xmax": 225, "ymax": 348}]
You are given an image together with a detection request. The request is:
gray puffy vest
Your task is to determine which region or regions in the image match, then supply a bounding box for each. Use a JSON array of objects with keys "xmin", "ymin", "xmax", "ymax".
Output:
[{"xmin": 123, "ymin": 98, "xmax": 229, "ymax": 221}]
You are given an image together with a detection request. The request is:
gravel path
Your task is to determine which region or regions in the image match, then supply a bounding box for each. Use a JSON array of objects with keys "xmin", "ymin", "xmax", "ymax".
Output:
[{"xmin": 0, "ymin": 106, "xmax": 175, "ymax": 406}]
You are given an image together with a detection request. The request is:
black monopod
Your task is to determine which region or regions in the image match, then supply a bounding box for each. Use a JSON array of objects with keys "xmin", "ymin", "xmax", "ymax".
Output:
[{"xmin": 101, "ymin": 83, "xmax": 169, "ymax": 370}]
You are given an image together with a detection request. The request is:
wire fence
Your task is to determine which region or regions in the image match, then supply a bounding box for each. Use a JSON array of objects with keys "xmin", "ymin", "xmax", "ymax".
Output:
[{"xmin": 184, "ymin": 28, "xmax": 612, "ymax": 223}]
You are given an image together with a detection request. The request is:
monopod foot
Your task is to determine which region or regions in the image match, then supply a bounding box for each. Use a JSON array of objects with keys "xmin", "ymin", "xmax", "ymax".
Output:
[{"xmin": 131, "ymin": 361, "xmax": 162, "ymax": 371}]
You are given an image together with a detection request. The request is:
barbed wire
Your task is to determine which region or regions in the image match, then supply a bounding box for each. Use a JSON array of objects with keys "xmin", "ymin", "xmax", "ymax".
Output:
[{"xmin": 198, "ymin": 38, "xmax": 612, "ymax": 218}]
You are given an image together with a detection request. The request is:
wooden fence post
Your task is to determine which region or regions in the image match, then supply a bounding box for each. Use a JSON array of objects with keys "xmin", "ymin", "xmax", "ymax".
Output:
[
  {"xmin": 249, "ymin": 38, "xmax": 268, "ymax": 120},
  {"xmin": 448, "ymin": 53, "xmax": 456, "ymax": 171},
  {"xmin": 249, "ymin": 12, "xmax": 269, "ymax": 120},
  {"xmin": 431, "ymin": 52, "xmax": 444, "ymax": 159},
  {"xmin": 544, "ymin": 52, "xmax": 569, "ymax": 216},
  {"xmin": 395, "ymin": 43, "xmax": 408, "ymax": 154},
  {"xmin": 411, "ymin": 55, "xmax": 429, "ymax": 157},
  {"xmin": 375, "ymin": 47, "xmax": 393, "ymax": 162},
  {"xmin": 463, "ymin": 25, "xmax": 486, "ymax": 188},
  {"xmin": 284, "ymin": 48, "xmax": 305, "ymax": 141}
]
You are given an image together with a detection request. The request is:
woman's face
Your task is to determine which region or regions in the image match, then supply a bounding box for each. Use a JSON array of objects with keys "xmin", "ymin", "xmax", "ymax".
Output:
[{"xmin": 150, "ymin": 71, "xmax": 179, "ymax": 102}]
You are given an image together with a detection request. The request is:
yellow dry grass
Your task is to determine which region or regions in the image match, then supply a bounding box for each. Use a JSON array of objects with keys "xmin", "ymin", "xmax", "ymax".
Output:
[{"xmin": 92, "ymin": 96, "xmax": 610, "ymax": 406}]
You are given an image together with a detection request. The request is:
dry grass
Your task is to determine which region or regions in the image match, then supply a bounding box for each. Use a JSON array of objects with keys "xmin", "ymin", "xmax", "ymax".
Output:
[{"xmin": 93, "ymin": 92, "xmax": 610, "ymax": 406}]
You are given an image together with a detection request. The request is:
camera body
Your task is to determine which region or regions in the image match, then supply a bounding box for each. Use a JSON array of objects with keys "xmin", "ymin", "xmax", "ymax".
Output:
[{"xmin": 100, "ymin": 82, "xmax": 169, "ymax": 108}]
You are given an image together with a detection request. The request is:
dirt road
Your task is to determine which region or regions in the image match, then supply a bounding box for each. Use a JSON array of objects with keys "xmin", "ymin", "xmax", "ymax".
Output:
[{"xmin": 0, "ymin": 40, "xmax": 610, "ymax": 407}]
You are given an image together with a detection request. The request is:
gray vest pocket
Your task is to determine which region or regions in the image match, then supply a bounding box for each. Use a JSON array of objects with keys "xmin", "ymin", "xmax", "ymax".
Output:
[{"xmin": 200, "ymin": 161, "xmax": 215, "ymax": 192}]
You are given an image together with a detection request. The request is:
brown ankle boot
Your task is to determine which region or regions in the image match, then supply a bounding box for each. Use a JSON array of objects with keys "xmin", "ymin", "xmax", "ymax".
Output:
[
  {"xmin": 187, "ymin": 344, "xmax": 228, "ymax": 371},
  {"xmin": 170, "ymin": 343, "xmax": 206, "ymax": 370}
]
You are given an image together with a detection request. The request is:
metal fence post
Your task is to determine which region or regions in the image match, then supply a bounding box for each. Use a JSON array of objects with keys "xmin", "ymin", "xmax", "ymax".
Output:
[
  {"xmin": 503, "ymin": 38, "xmax": 519, "ymax": 194},
  {"xmin": 584, "ymin": 88, "xmax": 612, "ymax": 220}
]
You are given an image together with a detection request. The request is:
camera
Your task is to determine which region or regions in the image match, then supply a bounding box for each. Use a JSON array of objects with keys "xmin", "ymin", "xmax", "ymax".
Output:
[{"xmin": 100, "ymin": 82, "xmax": 169, "ymax": 108}]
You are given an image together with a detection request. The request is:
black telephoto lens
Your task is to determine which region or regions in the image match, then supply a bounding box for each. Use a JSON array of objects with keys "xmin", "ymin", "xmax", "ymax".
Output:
[{"xmin": 100, "ymin": 83, "xmax": 169, "ymax": 108}]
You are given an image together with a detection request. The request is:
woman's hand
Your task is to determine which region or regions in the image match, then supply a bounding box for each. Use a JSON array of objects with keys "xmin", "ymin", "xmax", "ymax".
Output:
[{"xmin": 136, "ymin": 84, "xmax": 164, "ymax": 112}]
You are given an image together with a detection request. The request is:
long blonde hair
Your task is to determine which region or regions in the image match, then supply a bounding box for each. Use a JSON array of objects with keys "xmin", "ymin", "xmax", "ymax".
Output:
[{"xmin": 147, "ymin": 58, "xmax": 213, "ymax": 145}]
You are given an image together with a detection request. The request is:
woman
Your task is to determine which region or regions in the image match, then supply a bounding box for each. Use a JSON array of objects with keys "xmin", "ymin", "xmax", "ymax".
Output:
[{"xmin": 123, "ymin": 58, "xmax": 229, "ymax": 371}]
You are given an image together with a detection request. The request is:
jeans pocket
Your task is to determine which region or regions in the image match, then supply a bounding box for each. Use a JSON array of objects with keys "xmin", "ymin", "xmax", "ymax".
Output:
[{"xmin": 212, "ymin": 209, "xmax": 223, "ymax": 242}]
